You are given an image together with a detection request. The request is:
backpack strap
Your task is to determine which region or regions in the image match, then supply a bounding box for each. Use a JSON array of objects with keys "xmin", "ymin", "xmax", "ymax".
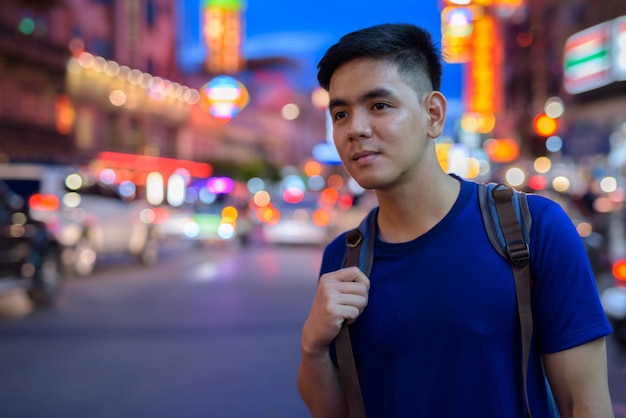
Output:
[
  {"xmin": 335, "ymin": 209, "xmax": 377, "ymax": 418},
  {"xmin": 479, "ymin": 183, "xmax": 535, "ymax": 418},
  {"xmin": 341, "ymin": 207, "xmax": 377, "ymax": 276},
  {"xmin": 478, "ymin": 183, "xmax": 532, "ymax": 260},
  {"xmin": 335, "ymin": 227, "xmax": 367, "ymax": 418}
]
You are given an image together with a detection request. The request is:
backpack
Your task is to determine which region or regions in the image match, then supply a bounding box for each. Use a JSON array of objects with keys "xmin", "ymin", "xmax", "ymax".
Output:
[{"xmin": 335, "ymin": 182, "xmax": 559, "ymax": 418}]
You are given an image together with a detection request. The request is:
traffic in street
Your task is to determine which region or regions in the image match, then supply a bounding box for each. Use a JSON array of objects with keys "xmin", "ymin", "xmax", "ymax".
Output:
[{"xmin": 0, "ymin": 241, "xmax": 625, "ymax": 417}]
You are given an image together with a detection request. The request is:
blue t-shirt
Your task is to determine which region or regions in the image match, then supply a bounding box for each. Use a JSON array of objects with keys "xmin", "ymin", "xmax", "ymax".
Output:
[{"xmin": 320, "ymin": 177, "xmax": 612, "ymax": 418}]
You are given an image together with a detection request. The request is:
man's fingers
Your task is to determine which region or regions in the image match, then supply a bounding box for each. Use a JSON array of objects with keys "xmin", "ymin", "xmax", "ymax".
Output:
[
  {"xmin": 336, "ymin": 293, "xmax": 368, "ymax": 311},
  {"xmin": 321, "ymin": 266, "xmax": 370, "ymax": 289}
]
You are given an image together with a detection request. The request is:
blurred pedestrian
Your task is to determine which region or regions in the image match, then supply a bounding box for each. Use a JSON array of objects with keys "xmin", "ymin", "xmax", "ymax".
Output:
[{"xmin": 297, "ymin": 23, "xmax": 614, "ymax": 417}]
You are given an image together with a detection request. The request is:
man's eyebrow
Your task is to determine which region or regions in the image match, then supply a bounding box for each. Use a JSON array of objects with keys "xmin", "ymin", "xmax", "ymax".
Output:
[{"xmin": 328, "ymin": 87, "xmax": 395, "ymax": 110}]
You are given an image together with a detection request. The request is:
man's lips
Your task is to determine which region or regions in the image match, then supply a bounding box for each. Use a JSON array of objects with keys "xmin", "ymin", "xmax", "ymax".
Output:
[{"xmin": 352, "ymin": 151, "xmax": 378, "ymax": 164}]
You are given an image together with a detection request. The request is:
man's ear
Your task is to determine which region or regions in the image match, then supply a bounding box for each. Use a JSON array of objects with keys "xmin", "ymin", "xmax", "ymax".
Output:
[{"xmin": 425, "ymin": 91, "xmax": 447, "ymax": 139}]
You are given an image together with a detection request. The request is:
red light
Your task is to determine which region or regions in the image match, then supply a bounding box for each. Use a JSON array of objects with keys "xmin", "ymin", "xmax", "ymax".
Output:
[
  {"xmin": 94, "ymin": 151, "xmax": 212, "ymax": 184},
  {"xmin": 612, "ymin": 259, "xmax": 626, "ymax": 283},
  {"xmin": 337, "ymin": 194, "xmax": 354, "ymax": 210},
  {"xmin": 149, "ymin": 207, "xmax": 170, "ymax": 224},
  {"xmin": 29, "ymin": 194, "xmax": 60, "ymax": 212},
  {"xmin": 527, "ymin": 175, "xmax": 548, "ymax": 191}
]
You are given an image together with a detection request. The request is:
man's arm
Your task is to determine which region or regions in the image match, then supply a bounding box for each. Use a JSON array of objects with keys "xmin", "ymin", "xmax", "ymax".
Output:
[
  {"xmin": 543, "ymin": 337, "xmax": 614, "ymax": 418},
  {"xmin": 297, "ymin": 266, "xmax": 369, "ymax": 418},
  {"xmin": 297, "ymin": 343, "xmax": 348, "ymax": 418}
]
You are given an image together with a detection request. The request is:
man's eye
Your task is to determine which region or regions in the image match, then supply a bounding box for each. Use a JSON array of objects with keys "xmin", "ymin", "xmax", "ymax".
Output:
[
  {"xmin": 373, "ymin": 103, "xmax": 389, "ymax": 110},
  {"xmin": 334, "ymin": 111, "xmax": 347, "ymax": 121}
]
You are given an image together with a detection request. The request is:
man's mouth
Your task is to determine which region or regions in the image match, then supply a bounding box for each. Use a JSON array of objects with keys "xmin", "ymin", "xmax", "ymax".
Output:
[{"xmin": 352, "ymin": 151, "xmax": 378, "ymax": 164}]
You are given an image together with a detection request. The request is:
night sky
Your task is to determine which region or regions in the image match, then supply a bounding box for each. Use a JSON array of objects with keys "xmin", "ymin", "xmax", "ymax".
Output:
[{"xmin": 243, "ymin": 0, "xmax": 462, "ymax": 98}]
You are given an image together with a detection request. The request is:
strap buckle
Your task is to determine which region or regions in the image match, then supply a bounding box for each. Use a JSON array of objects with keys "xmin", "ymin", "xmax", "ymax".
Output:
[
  {"xmin": 506, "ymin": 239, "xmax": 530, "ymax": 267},
  {"xmin": 346, "ymin": 229, "xmax": 362, "ymax": 248}
]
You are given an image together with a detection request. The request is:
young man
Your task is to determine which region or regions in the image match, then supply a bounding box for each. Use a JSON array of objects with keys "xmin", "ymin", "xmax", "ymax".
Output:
[{"xmin": 297, "ymin": 23, "xmax": 614, "ymax": 417}]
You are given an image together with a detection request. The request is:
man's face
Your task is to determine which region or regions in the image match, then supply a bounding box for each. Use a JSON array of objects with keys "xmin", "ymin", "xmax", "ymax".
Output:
[{"xmin": 327, "ymin": 58, "xmax": 438, "ymax": 191}]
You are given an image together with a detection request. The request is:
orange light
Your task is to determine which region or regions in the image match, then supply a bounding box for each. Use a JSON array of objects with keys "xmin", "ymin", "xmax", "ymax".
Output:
[
  {"xmin": 497, "ymin": 0, "xmax": 523, "ymax": 6},
  {"xmin": 222, "ymin": 206, "xmax": 238, "ymax": 222},
  {"xmin": 320, "ymin": 187, "xmax": 339, "ymax": 206},
  {"xmin": 55, "ymin": 94, "xmax": 75, "ymax": 134},
  {"xmin": 484, "ymin": 138, "xmax": 520, "ymax": 163},
  {"xmin": 327, "ymin": 174, "xmax": 344, "ymax": 189},
  {"xmin": 29, "ymin": 194, "xmax": 60, "ymax": 212},
  {"xmin": 304, "ymin": 160, "xmax": 322, "ymax": 177},
  {"xmin": 312, "ymin": 209, "xmax": 330, "ymax": 228},
  {"xmin": 533, "ymin": 113, "xmax": 559, "ymax": 137},
  {"xmin": 461, "ymin": 112, "xmax": 496, "ymax": 134},
  {"xmin": 257, "ymin": 205, "xmax": 280, "ymax": 225},
  {"xmin": 612, "ymin": 259, "xmax": 626, "ymax": 283}
]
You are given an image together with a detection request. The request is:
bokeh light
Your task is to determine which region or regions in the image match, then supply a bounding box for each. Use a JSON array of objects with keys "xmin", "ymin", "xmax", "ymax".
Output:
[
  {"xmin": 505, "ymin": 167, "xmax": 525, "ymax": 187},
  {"xmin": 281, "ymin": 103, "xmax": 300, "ymax": 120},
  {"xmin": 552, "ymin": 176, "xmax": 570, "ymax": 192},
  {"xmin": 533, "ymin": 156, "xmax": 552, "ymax": 173},
  {"xmin": 545, "ymin": 136, "xmax": 563, "ymax": 152},
  {"xmin": 600, "ymin": 176, "xmax": 617, "ymax": 193},
  {"xmin": 199, "ymin": 75, "xmax": 249, "ymax": 120},
  {"xmin": 253, "ymin": 190, "xmax": 271, "ymax": 207}
]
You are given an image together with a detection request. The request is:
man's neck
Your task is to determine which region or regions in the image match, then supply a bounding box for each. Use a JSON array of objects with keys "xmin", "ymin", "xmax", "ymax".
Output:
[{"xmin": 374, "ymin": 172, "xmax": 461, "ymax": 243}]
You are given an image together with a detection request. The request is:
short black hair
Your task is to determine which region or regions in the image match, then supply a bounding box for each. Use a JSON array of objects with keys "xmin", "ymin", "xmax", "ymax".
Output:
[{"xmin": 317, "ymin": 23, "xmax": 443, "ymax": 93}]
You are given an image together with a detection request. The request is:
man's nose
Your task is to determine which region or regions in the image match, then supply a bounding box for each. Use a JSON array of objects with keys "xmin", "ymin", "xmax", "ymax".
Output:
[{"xmin": 347, "ymin": 112, "xmax": 373, "ymax": 141}]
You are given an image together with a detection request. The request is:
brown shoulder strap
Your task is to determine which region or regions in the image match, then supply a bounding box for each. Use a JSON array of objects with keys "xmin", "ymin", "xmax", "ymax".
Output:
[
  {"xmin": 493, "ymin": 187, "xmax": 534, "ymax": 418},
  {"xmin": 335, "ymin": 228, "xmax": 367, "ymax": 418}
]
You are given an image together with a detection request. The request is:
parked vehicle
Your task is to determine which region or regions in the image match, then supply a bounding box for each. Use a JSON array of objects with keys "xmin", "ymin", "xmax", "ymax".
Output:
[
  {"xmin": 0, "ymin": 180, "xmax": 64, "ymax": 305},
  {"xmin": 0, "ymin": 163, "xmax": 160, "ymax": 277}
]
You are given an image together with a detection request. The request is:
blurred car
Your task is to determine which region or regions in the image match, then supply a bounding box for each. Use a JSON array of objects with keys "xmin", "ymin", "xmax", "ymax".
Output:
[
  {"xmin": 0, "ymin": 180, "xmax": 64, "ymax": 305},
  {"xmin": 0, "ymin": 163, "xmax": 160, "ymax": 277},
  {"xmin": 261, "ymin": 200, "xmax": 333, "ymax": 246},
  {"xmin": 160, "ymin": 203, "xmax": 253, "ymax": 246}
]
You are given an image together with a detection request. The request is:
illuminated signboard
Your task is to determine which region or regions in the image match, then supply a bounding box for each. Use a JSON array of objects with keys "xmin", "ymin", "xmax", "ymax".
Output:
[
  {"xmin": 563, "ymin": 16, "xmax": 626, "ymax": 94},
  {"xmin": 203, "ymin": 0, "xmax": 244, "ymax": 73},
  {"xmin": 175, "ymin": 0, "xmax": 245, "ymax": 74},
  {"xmin": 464, "ymin": 14, "xmax": 501, "ymax": 117},
  {"xmin": 563, "ymin": 21, "xmax": 612, "ymax": 94},
  {"xmin": 613, "ymin": 16, "xmax": 626, "ymax": 81},
  {"xmin": 441, "ymin": 6, "xmax": 474, "ymax": 63},
  {"xmin": 94, "ymin": 151, "xmax": 213, "ymax": 185}
]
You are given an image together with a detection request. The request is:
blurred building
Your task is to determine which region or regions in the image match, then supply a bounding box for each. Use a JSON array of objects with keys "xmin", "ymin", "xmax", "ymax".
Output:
[
  {"xmin": 0, "ymin": 0, "xmax": 75, "ymax": 163},
  {"xmin": 501, "ymin": 0, "xmax": 626, "ymax": 159},
  {"xmin": 0, "ymin": 0, "xmax": 324, "ymax": 174}
]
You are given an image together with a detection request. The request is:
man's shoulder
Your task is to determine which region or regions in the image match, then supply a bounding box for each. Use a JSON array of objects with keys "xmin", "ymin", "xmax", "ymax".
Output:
[
  {"xmin": 525, "ymin": 191, "xmax": 569, "ymax": 218},
  {"xmin": 320, "ymin": 231, "xmax": 350, "ymax": 275}
]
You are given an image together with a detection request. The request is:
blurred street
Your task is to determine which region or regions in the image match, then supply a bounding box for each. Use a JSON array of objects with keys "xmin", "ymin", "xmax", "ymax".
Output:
[
  {"xmin": 0, "ymin": 240, "xmax": 625, "ymax": 418},
  {"xmin": 0, "ymin": 241, "xmax": 318, "ymax": 418}
]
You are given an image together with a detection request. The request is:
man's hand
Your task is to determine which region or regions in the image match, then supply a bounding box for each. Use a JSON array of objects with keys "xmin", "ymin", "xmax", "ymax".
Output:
[{"xmin": 301, "ymin": 266, "xmax": 370, "ymax": 355}]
